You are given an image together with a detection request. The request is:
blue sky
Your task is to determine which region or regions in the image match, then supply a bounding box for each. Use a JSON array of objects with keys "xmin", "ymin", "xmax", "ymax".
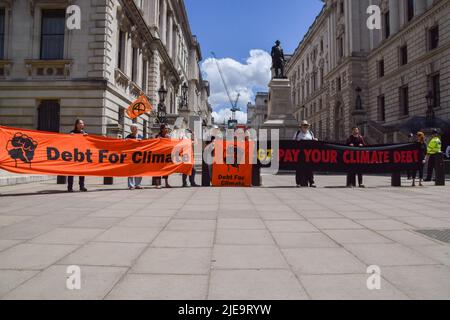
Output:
[{"xmin": 184, "ymin": 0, "xmax": 325, "ymax": 123}]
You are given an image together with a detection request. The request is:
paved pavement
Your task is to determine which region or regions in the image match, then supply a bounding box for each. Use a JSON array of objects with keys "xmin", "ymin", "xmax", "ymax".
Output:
[
  {"xmin": 0, "ymin": 174, "xmax": 449, "ymax": 300},
  {"xmin": 0, "ymin": 170, "xmax": 55, "ymax": 186}
]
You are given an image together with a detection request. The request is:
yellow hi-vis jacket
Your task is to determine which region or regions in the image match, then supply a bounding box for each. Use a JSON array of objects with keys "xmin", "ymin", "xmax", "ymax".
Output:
[{"xmin": 427, "ymin": 137, "xmax": 442, "ymax": 155}]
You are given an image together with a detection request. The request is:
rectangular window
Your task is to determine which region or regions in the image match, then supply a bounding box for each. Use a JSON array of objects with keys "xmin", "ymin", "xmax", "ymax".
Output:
[
  {"xmin": 131, "ymin": 47, "xmax": 138, "ymax": 82},
  {"xmin": 429, "ymin": 25, "xmax": 439, "ymax": 51},
  {"xmin": 384, "ymin": 11, "xmax": 390, "ymax": 39},
  {"xmin": 118, "ymin": 31, "xmax": 126, "ymax": 70},
  {"xmin": 378, "ymin": 59, "xmax": 385, "ymax": 78},
  {"xmin": 40, "ymin": 9, "xmax": 65, "ymax": 60},
  {"xmin": 400, "ymin": 85, "xmax": 409, "ymax": 116},
  {"xmin": 430, "ymin": 73, "xmax": 441, "ymax": 109},
  {"xmin": 337, "ymin": 36, "xmax": 344, "ymax": 58},
  {"xmin": 407, "ymin": 0, "xmax": 414, "ymax": 22},
  {"xmin": 0, "ymin": 9, "xmax": 5, "ymax": 59},
  {"xmin": 399, "ymin": 45, "xmax": 408, "ymax": 66},
  {"xmin": 377, "ymin": 95, "xmax": 386, "ymax": 122},
  {"xmin": 336, "ymin": 77, "xmax": 342, "ymax": 92},
  {"xmin": 312, "ymin": 72, "xmax": 317, "ymax": 92}
]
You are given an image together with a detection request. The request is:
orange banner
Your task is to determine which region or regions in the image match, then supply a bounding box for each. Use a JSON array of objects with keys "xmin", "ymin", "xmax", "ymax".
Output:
[
  {"xmin": 211, "ymin": 140, "xmax": 254, "ymax": 187},
  {"xmin": 0, "ymin": 126, "xmax": 193, "ymax": 177},
  {"xmin": 126, "ymin": 95, "xmax": 153, "ymax": 119}
]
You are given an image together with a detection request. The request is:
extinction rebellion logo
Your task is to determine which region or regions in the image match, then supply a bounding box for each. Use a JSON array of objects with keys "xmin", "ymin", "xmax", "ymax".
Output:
[
  {"xmin": 6, "ymin": 133, "xmax": 38, "ymax": 168},
  {"xmin": 130, "ymin": 101, "xmax": 147, "ymax": 117}
]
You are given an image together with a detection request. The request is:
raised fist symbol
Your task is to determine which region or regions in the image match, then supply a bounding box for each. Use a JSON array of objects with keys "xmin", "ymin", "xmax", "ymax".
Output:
[{"xmin": 6, "ymin": 133, "xmax": 38, "ymax": 168}]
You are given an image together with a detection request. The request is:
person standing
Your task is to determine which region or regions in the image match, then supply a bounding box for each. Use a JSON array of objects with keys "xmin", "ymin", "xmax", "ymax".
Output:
[
  {"xmin": 182, "ymin": 130, "xmax": 199, "ymax": 188},
  {"xmin": 293, "ymin": 120, "xmax": 317, "ymax": 188},
  {"xmin": 155, "ymin": 124, "xmax": 172, "ymax": 189},
  {"xmin": 346, "ymin": 127, "xmax": 366, "ymax": 188},
  {"xmin": 68, "ymin": 119, "xmax": 88, "ymax": 192},
  {"xmin": 126, "ymin": 124, "xmax": 143, "ymax": 190},
  {"xmin": 424, "ymin": 129, "xmax": 442, "ymax": 182},
  {"xmin": 407, "ymin": 133, "xmax": 415, "ymax": 180},
  {"xmin": 412, "ymin": 132, "xmax": 427, "ymax": 187}
]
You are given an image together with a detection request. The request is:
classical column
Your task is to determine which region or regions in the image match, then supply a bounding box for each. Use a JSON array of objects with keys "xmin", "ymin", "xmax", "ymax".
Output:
[
  {"xmin": 174, "ymin": 27, "xmax": 180, "ymax": 68},
  {"xmin": 160, "ymin": 0, "xmax": 167, "ymax": 44},
  {"xmin": 415, "ymin": 0, "xmax": 427, "ymax": 16},
  {"xmin": 389, "ymin": 0, "xmax": 400, "ymax": 34},
  {"xmin": 166, "ymin": 13, "xmax": 173, "ymax": 58}
]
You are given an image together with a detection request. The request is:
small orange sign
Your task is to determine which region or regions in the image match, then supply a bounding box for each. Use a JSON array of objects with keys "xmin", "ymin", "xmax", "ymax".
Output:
[{"xmin": 212, "ymin": 140, "xmax": 254, "ymax": 187}]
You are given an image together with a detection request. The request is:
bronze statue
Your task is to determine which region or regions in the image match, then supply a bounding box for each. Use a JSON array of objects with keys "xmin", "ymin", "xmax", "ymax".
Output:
[{"xmin": 271, "ymin": 40, "xmax": 286, "ymax": 78}]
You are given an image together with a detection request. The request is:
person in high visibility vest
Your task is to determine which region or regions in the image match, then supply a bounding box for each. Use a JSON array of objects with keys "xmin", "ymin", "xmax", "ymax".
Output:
[{"xmin": 424, "ymin": 129, "xmax": 442, "ymax": 182}]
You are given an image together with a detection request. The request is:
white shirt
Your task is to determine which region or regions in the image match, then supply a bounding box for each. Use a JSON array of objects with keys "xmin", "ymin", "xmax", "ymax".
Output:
[{"xmin": 293, "ymin": 130, "xmax": 315, "ymax": 141}]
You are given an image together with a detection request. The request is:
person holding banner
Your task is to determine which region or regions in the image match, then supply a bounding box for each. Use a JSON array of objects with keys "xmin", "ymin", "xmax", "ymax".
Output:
[
  {"xmin": 154, "ymin": 124, "xmax": 172, "ymax": 189},
  {"xmin": 293, "ymin": 121, "xmax": 318, "ymax": 188},
  {"xmin": 126, "ymin": 124, "xmax": 144, "ymax": 190},
  {"xmin": 68, "ymin": 119, "xmax": 88, "ymax": 192},
  {"xmin": 346, "ymin": 127, "xmax": 366, "ymax": 188},
  {"xmin": 182, "ymin": 130, "xmax": 199, "ymax": 188},
  {"xmin": 412, "ymin": 132, "xmax": 427, "ymax": 187}
]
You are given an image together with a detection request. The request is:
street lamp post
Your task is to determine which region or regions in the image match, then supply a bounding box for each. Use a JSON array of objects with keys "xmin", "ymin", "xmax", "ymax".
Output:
[
  {"xmin": 157, "ymin": 85, "xmax": 168, "ymax": 124},
  {"xmin": 178, "ymin": 82, "xmax": 189, "ymax": 112},
  {"xmin": 426, "ymin": 91, "xmax": 435, "ymax": 127}
]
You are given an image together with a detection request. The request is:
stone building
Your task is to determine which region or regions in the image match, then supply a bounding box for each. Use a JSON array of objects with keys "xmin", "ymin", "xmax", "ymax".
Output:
[
  {"xmin": 286, "ymin": 0, "xmax": 450, "ymax": 145},
  {"xmin": 247, "ymin": 92, "xmax": 269, "ymax": 130},
  {"xmin": 0, "ymin": 0, "xmax": 211, "ymax": 137}
]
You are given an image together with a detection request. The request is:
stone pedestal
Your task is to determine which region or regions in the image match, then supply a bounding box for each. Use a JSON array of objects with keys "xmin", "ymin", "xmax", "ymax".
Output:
[{"xmin": 261, "ymin": 78, "xmax": 299, "ymax": 140}]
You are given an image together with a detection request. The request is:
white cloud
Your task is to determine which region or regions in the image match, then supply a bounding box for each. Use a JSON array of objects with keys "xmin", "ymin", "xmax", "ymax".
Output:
[
  {"xmin": 202, "ymin": 49, "xmax": 271, "ymax": 124},
  {"xmin": 211, "ymin": 109, "xmax": 248, "ymax": 125}
]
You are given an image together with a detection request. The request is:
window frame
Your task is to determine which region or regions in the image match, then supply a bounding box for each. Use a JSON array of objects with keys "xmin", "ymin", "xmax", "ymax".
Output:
[
  {"xmin": 40, "ymin": 9, "xmax": 66, "ymax": 60},
  {"xmin": 399, "ymin": 85, "xmax": 409, "ymax": 117},
  {"xmin": 428, "ymin": 25, "xmax": 439, "ymax": 51},
  {"xmin": 377, "ymin": 95, "xmax": 386, "ymax": 122}
]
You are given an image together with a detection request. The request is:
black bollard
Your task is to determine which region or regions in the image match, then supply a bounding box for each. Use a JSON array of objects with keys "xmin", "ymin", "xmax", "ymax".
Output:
[
  {"xmin": 57, "ymin": 176, "xmax": 67, "ymax": 184},
  {"xmin": 104, "ymin": 177, "xmax": 114, "ymax": 185},
  {"xmin": 435, "ymin": 153, "xmax": 446, "ymax": 186},
  {"xmin": 252, "ymin": 165, "xmax": 261, "ymax": 187},
  {"xmin": 391, "ymin": 172, "xmax": 401, "ymax": 187},
  {"xmin": 202, "ymin": 160, "xmax": 211, "ymax": 187}
]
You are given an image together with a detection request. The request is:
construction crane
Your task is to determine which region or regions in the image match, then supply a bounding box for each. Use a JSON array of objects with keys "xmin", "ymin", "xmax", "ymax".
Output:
[{"xmin": 211, "ymin": 52, "xmax": 241, "ymax": 127}]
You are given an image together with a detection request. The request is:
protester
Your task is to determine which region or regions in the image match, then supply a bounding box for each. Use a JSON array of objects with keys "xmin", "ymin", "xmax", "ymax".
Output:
[
  {"xmin": 406, "ymin": 133, "xmax": 415, "ymax": 180},
  {"xmin": 126, "ymin": 124, "xmax": 143, "ymax": 190},
  {"xmin": 346, "ymin": 127, "xmax": 366, "ymax": 188},
  {"xmin": 154, "ymin": 124, "xmax": 172, "ymax": 189},
  {"xmin": 412, "ymin": 132, "xmax": 427, "ymax": 187},
  {"xmin": 424, "ymin": 129, "xmax": 442, "ymax": 182},
  {"xmin": 203, "ymin": 136, "xmax": 216, "ymax": 186},
  {"xmin": 293, "ymin": 120, "xmax": 317, "ymax": 188},
  {"xmin": 182, "ymin": 129, "xmax": 199, "ymax": 188},
  {"xmin": 68, "ymin": 119, "xmax": 88, "ymax": 192}
]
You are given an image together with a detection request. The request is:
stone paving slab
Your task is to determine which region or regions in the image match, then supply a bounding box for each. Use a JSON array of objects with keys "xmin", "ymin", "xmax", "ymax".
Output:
[{"xmin": 1, "ymin": 174, "xmax": 450, "ymax": 300}]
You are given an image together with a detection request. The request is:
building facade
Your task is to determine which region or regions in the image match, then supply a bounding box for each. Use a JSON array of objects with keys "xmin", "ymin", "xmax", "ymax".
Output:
[
  {"xmin": 0, "ymin": 0, "xmax": 211, "ymax": 138},
  {"xmin": 247, "ymin": 92, "xmax": 269, "ymax": 130},
  {"xmin": 286, "ymin": 0, "xmax": 450, "ymax": 145}
]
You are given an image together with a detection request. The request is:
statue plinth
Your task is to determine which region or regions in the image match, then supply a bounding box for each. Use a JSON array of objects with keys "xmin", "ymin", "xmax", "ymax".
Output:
[{"xmin": 261, "ymin": 78, "xmax": 299, "ymax": 140}]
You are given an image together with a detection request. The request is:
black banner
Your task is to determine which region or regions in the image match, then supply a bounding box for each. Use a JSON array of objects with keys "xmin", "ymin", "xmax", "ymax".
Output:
[{"xmin": 258, "ymin": 141, "xmax": 421, "ymax": 173}]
